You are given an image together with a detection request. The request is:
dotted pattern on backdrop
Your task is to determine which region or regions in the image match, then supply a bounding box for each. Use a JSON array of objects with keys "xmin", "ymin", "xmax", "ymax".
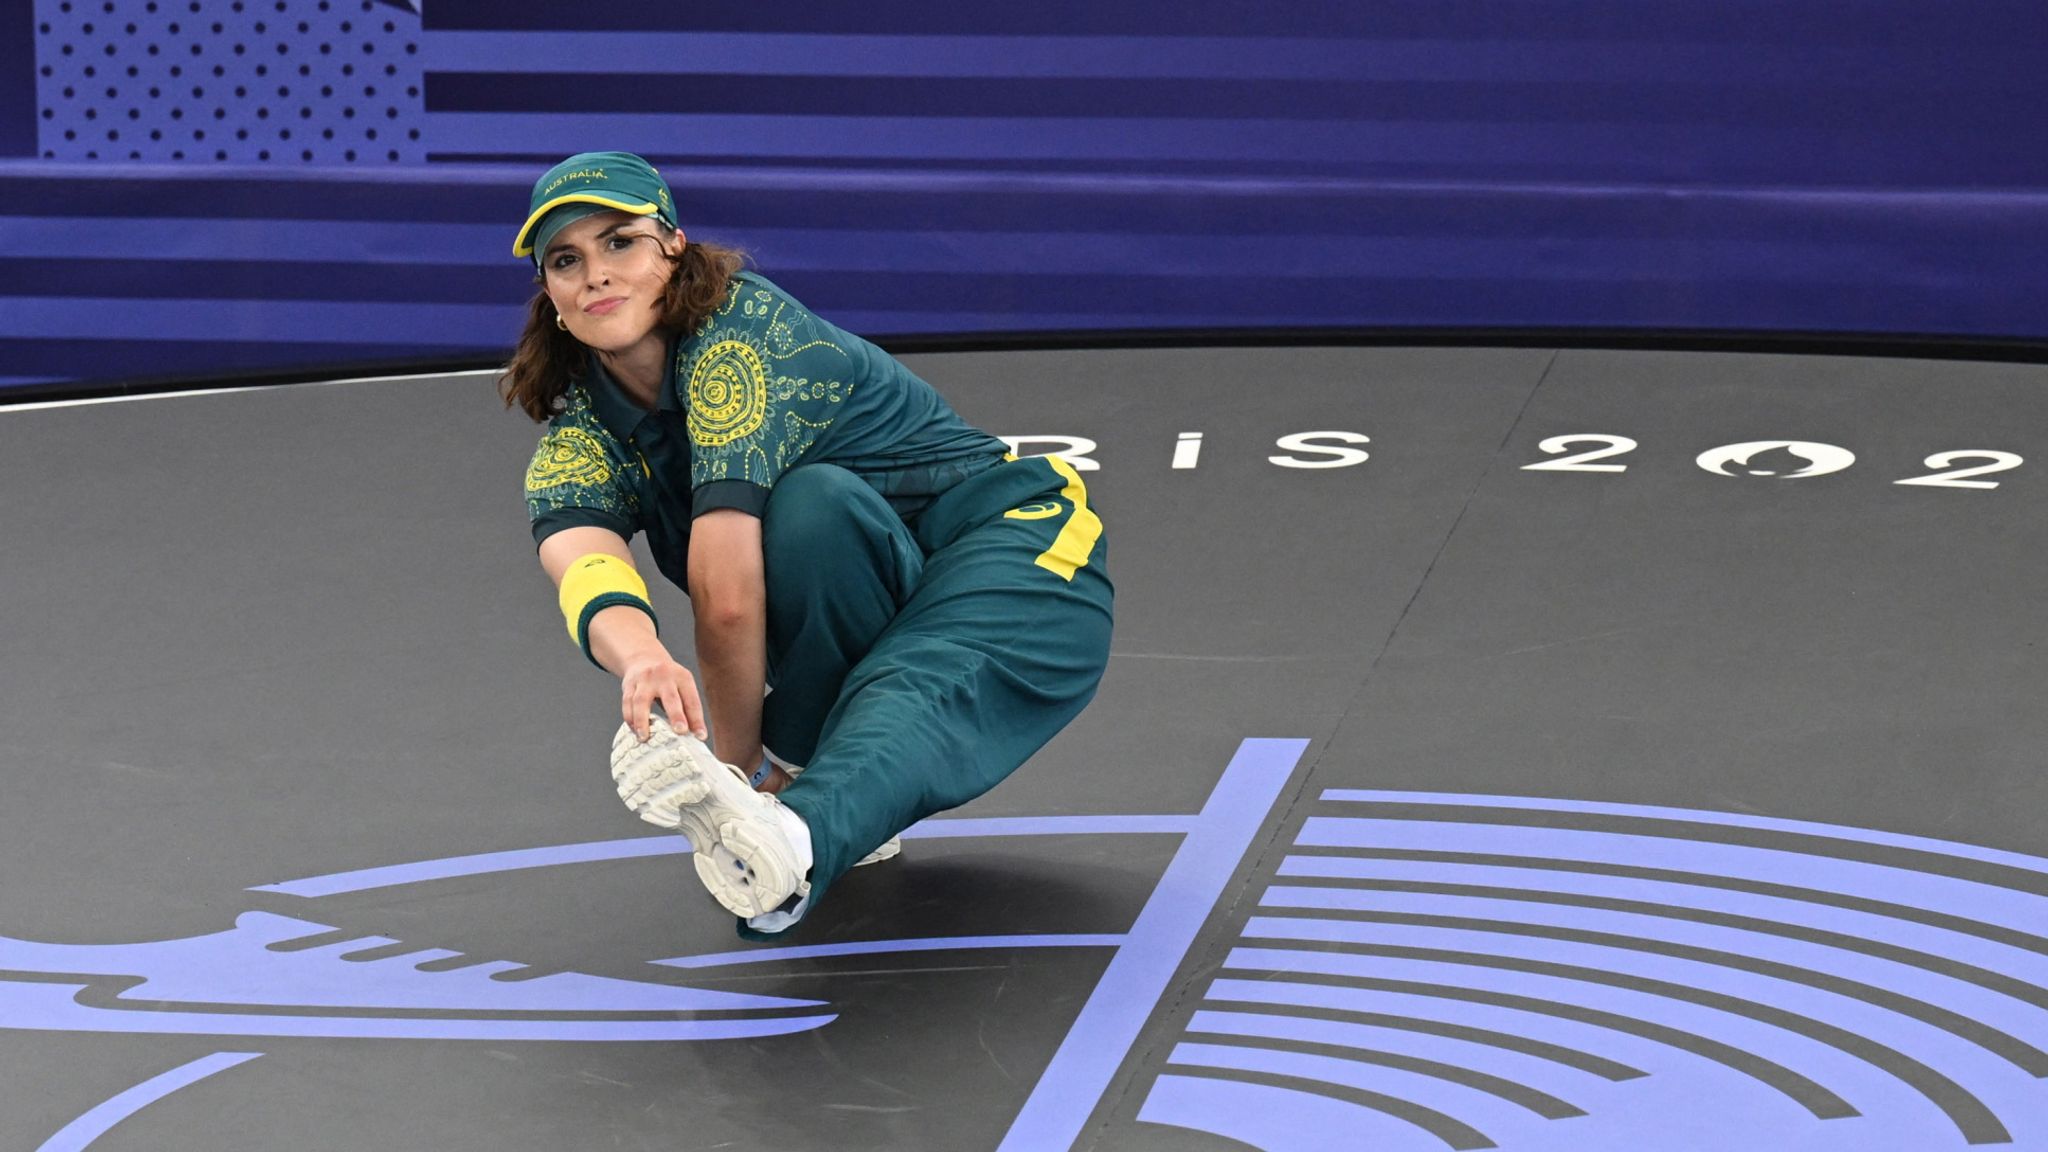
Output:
[{"xmin": 33, "ymin": 0, "xmax": 424, "ymax": 164}]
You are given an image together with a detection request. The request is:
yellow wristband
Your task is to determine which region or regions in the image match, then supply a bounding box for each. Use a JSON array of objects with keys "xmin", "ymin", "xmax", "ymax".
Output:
[{"xmin": 558, "ymin": 553, "xmax": 657, "ymax": 665}]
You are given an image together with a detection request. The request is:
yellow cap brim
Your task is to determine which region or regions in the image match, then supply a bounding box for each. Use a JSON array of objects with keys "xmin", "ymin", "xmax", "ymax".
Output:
[{"xmin": 512, "ymin": 193, "xmax": 663, "ymax": 258}]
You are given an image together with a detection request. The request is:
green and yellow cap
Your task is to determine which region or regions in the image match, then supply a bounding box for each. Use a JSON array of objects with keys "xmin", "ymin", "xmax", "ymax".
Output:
[{"xmin": 513, "ymin": 151, "xmax": 677, "ymax": 266}]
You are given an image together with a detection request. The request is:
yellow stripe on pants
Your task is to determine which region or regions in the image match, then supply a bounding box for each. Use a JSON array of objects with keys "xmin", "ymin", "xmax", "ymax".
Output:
[{"xmin": 1033, "ymin": 454, "xmax": 1103, "ymax": 580}]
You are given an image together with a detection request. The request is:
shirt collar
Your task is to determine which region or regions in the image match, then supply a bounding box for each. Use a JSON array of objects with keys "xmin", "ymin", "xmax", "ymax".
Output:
[{"xmin": 580, "ymin": 338, "xmax": 682, "ymax": 441}]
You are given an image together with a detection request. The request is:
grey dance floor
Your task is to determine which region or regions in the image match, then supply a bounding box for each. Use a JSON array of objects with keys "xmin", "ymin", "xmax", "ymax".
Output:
[{"xmin": 5, "ymin": 346, "xmax": 2048, "ymax": 1151}]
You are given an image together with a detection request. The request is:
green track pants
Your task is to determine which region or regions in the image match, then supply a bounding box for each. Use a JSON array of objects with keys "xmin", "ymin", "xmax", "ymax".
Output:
[{"xmin": 747, "ymin": 455, "xmax": 1113, "ymax": 935}]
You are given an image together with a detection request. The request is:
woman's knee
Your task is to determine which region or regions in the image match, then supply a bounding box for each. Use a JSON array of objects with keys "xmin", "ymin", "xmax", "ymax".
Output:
[
  {"xmin": 762, "ymin": 466, "xmax": 882, "ymax": 560},
  {"xmin": 762, "ymin": 465, "xmax": 923, "ymax": 618}
]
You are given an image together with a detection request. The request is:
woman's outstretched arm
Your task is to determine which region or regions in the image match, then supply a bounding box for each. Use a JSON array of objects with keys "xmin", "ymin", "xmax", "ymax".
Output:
[{"xmin": 539, "ymin": 525, "xmax": 707, "ymax": 743}]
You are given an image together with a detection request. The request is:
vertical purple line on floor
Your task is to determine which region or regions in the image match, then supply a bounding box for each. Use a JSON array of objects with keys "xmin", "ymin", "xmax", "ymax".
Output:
[
  {"xmin": 995, "ymin": 737, "xmax": 1309, "ymax": 1152},
  {"xmin": 36, "ymin": 1052, "xmax": 262, "ymax": 1152}
]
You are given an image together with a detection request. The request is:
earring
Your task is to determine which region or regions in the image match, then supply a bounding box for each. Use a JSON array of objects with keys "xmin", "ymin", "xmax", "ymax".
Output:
[{"xmin": 555, "ymin": 313, "xmax": 568, "ymax": 331}]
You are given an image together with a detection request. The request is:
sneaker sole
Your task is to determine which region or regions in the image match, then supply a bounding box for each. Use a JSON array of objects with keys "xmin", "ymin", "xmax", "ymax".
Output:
[{"xmin": 610, "ymin": 719, "xmax": 806, "ymax": 919}]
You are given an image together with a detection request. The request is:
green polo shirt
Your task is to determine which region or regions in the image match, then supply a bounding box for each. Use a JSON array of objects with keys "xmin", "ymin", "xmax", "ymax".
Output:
[{"xmin": 523, "ymin": 271, "xmax": 1007, "ymax": 589}]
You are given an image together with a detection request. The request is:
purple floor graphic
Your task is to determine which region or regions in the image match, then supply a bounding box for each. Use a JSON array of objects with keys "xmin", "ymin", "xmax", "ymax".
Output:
[
  {"xmin": 1134, "ymin": 790, "xmax": 2048, "ymax": 1152},
  {"xmin": 996, "ymin": 738, "xmax": 1310, "ymax": 1151},
  {"xmin": 11, "ymin": 738, "xmax": 1310, "ymax": 1151},
  {"xmin": 33, "ymin": 1053, "xmax": 262, "ymax": 1152},
  {"xmin": 26, "ymin": 757, "xmax": 2043, "ymax": 1149},
  {"xmin": 0, "ymin": 909, "xmax": 835, "ymax": 1042}
]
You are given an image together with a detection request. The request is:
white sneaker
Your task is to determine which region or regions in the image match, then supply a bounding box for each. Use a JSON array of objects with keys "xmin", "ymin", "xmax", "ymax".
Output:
[
  {"xmin": 611, "ymin": 718, "xmax": 813, "ymax": 919},
  {"xmin": 768, "ymin": 754, "xmax": 901, "ymax": 868}
]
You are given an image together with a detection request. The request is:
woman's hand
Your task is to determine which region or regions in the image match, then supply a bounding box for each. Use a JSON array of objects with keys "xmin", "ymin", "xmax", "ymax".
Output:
[
  {"xmin": 537, "ymin": 527, "xmax": 706, "ymax": 744},
  {"xmin": 616, "ymin": 644, "xmax": 707, "ymax": 744}
]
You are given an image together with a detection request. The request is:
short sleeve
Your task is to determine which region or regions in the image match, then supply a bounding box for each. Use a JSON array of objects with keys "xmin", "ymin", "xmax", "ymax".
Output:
[
  {"xmin": 524, "ymin": 420, "xmax": 641, "ymax": 545},
  {"xmin": 684, "ymin": 280, "xmax": 857, "ymax": 513}
]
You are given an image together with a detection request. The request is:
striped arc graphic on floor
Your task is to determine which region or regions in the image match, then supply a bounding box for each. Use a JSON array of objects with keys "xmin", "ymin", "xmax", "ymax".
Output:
[{"xmin": 1138, "ymin": 790, "xmax": 2048, "ymax": 1151}]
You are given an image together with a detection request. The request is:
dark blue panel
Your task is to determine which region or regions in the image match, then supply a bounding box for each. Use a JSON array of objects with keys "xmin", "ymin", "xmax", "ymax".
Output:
[
  {"xmin": 0, "ymin": 339, "xmax": 482, "ymax": 381},
  {"xmin": 427, "ymin": 153, "xmax": 1583, "ymax": 181},
  {"xmin": 424, "ymin": 74, "xmax": 2045, "ymax": 135},
  {"xmin": 0, "ymin": 0, "xmax": 35, "ymax": 157},
  {"xmin": 421, "ymin": 0, "xmax": 2047, "ymax": 42},
  {"xmin": 2, "ymin": 259, "xmax": 531, "ymax": 303},
  {"xmin": 767, "ymin": 271, "xmax": 2040, "ymax": 339},
  {"xmin": 414, "ymin": 111, "xmax": 2048, "ymax": 190},
  {"xmin": 0, "ymin": 166, "xmax": 518, "ymax": 221}
]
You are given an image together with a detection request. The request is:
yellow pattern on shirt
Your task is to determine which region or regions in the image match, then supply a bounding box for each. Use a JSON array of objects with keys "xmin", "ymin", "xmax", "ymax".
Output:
[
  {"xmin": 686, "ymin": 339, "xmax": 770, "ymax": 447},
  {"xmin": 685, "ymin": 284, "xmax": 852, "ymax": 486},
  {"xmin": 523, "ymin": 389, "xmax": 640, "ymax": 524},
  {"xmin": 526, "ymin": 425, "xmax": 614, "ymax": 493}
]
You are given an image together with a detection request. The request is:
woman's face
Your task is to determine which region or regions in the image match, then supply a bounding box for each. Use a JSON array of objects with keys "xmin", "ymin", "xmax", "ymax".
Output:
[{"xmin": 539, "ymin": 210, "xmax": 682, "ymax": 353}]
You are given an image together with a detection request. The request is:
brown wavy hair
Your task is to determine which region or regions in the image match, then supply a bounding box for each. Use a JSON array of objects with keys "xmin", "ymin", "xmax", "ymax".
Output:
[{"xmin": 499, "ymin": 237, "xmax": 749, "ymax": 423}]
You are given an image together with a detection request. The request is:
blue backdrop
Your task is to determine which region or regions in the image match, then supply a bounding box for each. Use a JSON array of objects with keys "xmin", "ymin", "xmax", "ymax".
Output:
[{"xmin": 3, "ymin": 0, "xmax": 2045, "ymax": 391}]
